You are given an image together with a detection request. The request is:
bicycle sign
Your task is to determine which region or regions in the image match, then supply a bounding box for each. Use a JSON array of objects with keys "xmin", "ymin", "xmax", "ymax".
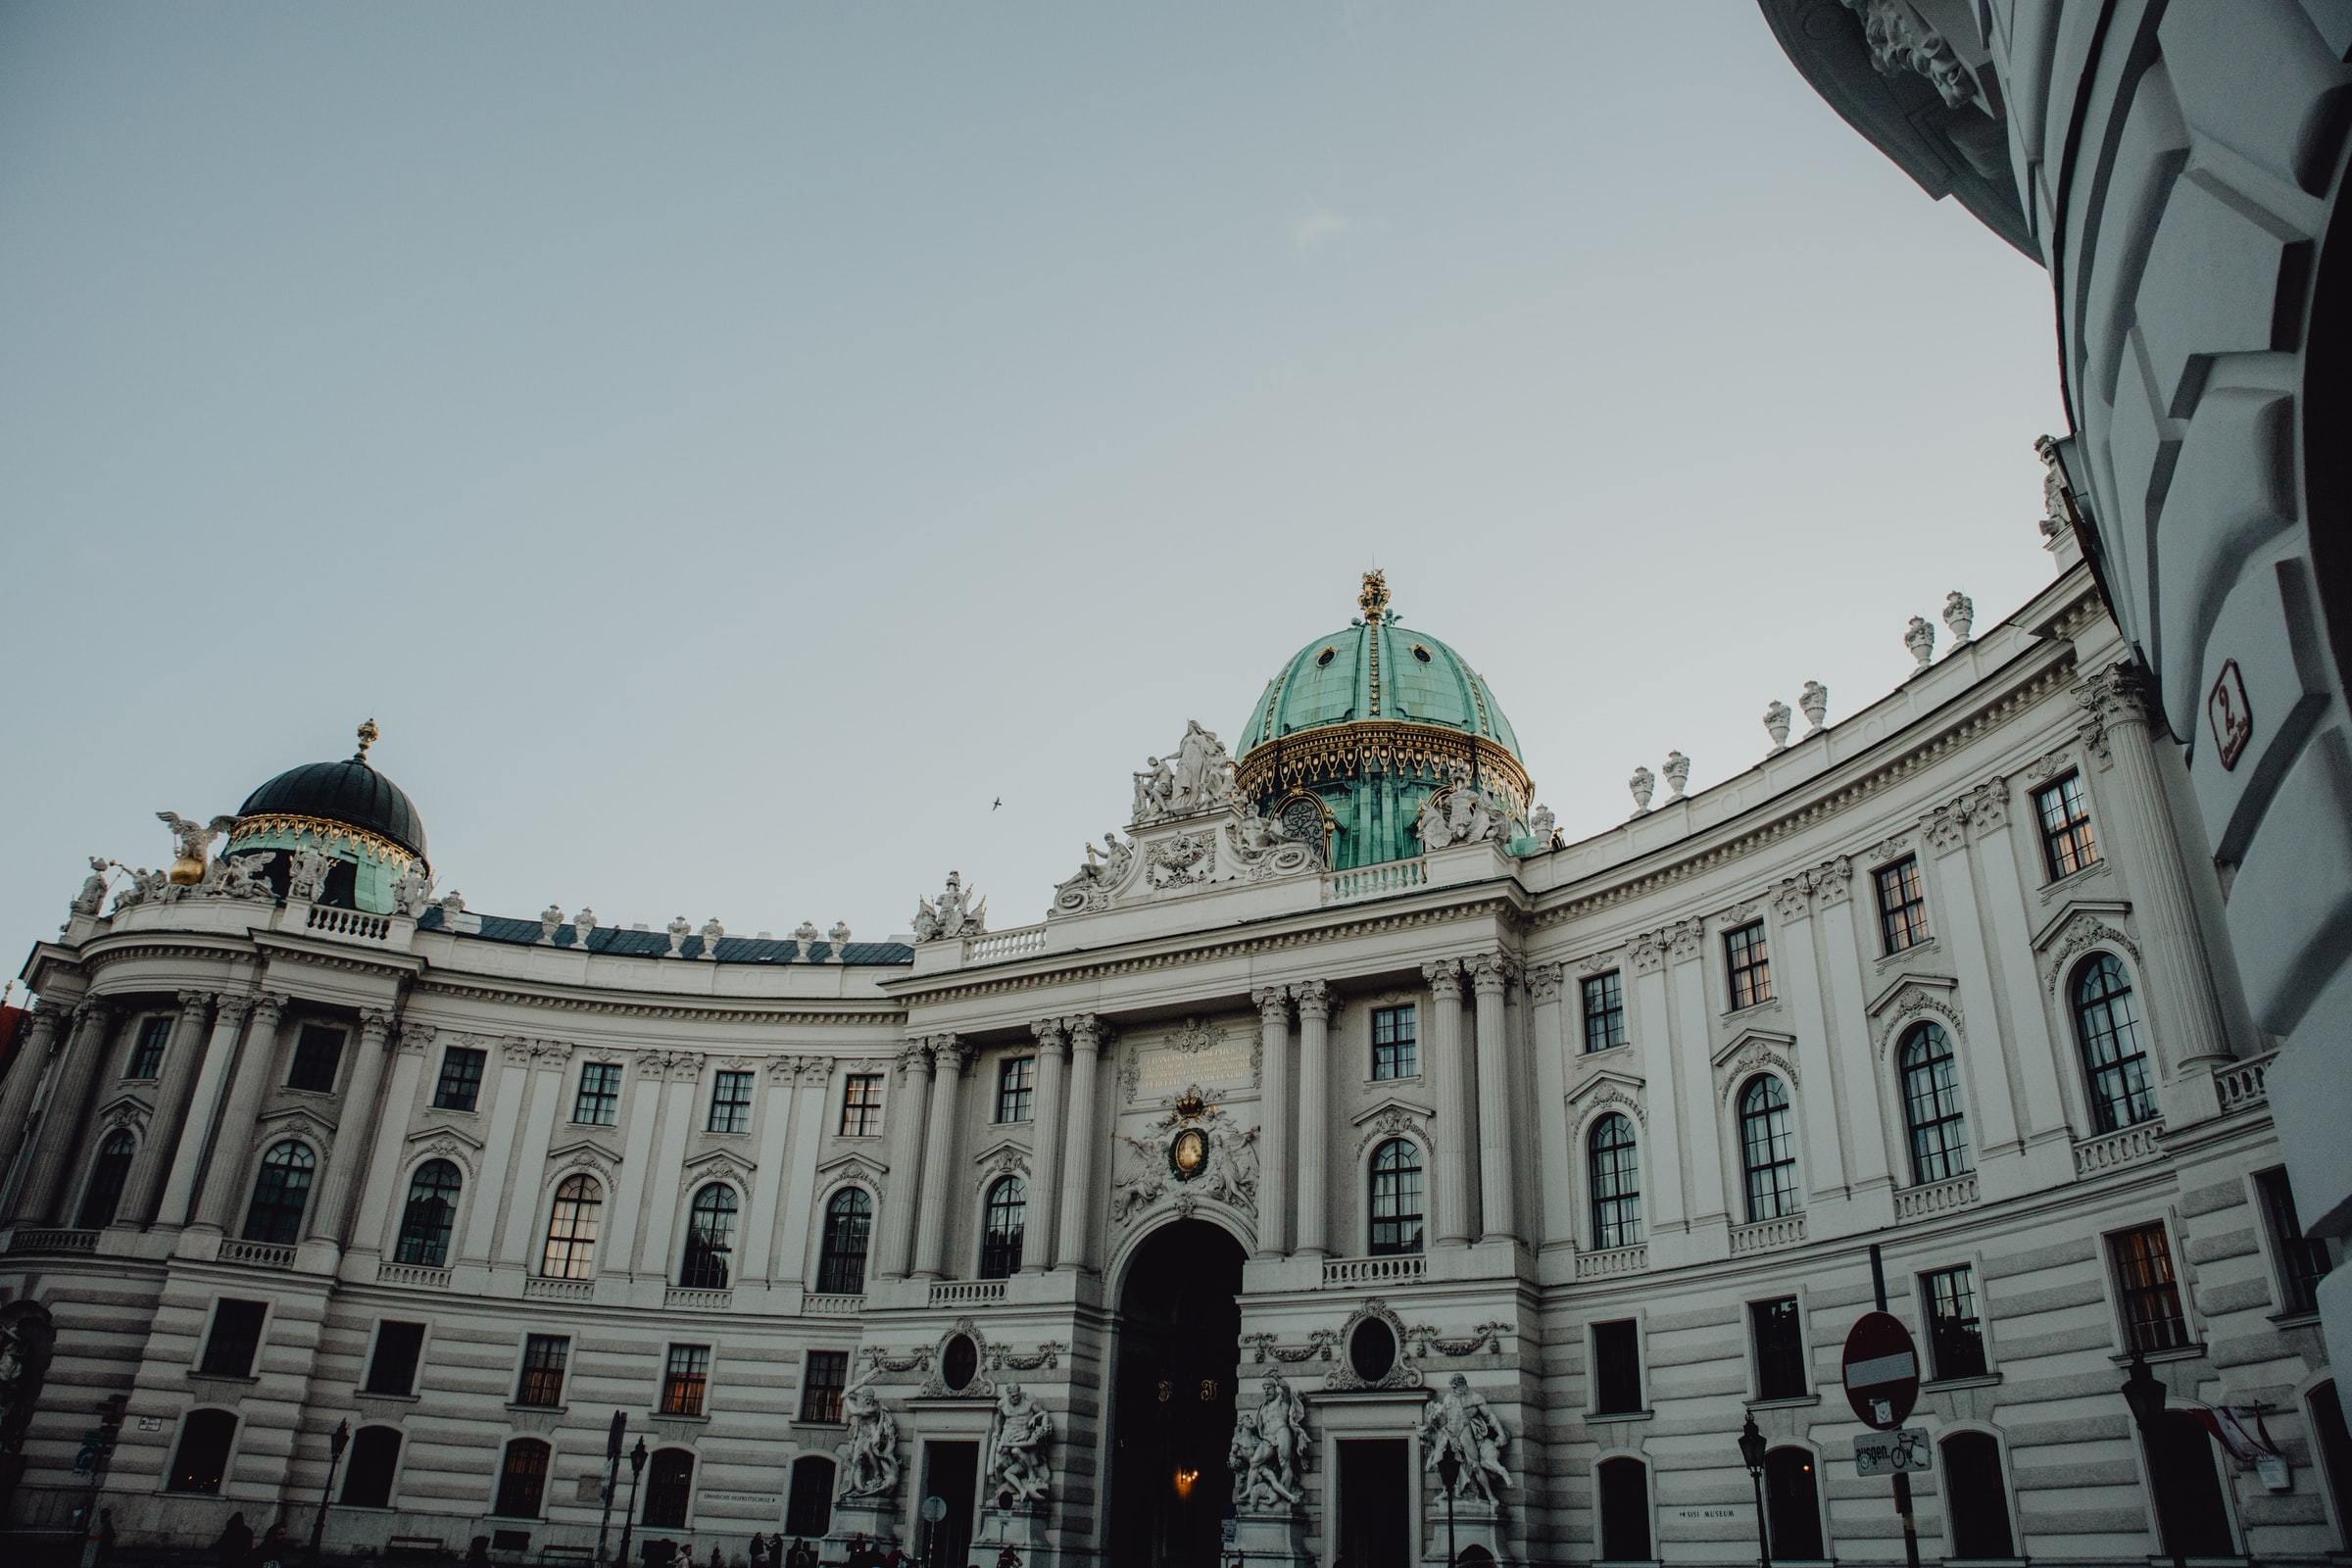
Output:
[{"xmin": 1853, "ymin": 1427, "xmax": 1932, "ymax": 1476}]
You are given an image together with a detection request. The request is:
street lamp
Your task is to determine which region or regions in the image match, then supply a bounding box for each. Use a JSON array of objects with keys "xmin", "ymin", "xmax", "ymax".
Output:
[
  {"xmin": 2121, "ymin": 1350, "xmax": 2186, "ymax": 1568},
  {"xmin": 309, "ymin": 1418, "xmax": 351, "ymax": 1567},
  {"xmin": 617, "ymin": 1438, "xmax": 650, "ymax": 1568},
  {"xmin": 1435, "ymin": 1451, "xmax": 1460, "ymax": 1568},
  {"xmin": 1739, "ymin": 1411, "xmax": 1771, "ymax": 1568}
]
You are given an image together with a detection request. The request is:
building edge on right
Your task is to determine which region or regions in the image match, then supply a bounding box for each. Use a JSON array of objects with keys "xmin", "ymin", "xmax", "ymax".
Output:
[{"xmin": 1757, "ymin": 0, "xmax": 2352, "ymax": 1413}]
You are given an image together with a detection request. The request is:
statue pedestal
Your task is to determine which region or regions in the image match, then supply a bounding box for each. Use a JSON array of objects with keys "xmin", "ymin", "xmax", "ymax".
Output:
[
  {"xmin": 1423, "ymin": 1494, "xmax": 1504, "ymax": 1566},
  {"xmin": 1230, "ymin": 1508, "xmax": 1309, "ymax": 1566},
  {"xmin": 826, "ymin": 1495, "xmax": 899, "ymax": 1559},
  {"xmin": 975, "ymin": 1503, "xmax": 1048, "ymax": 1564}
]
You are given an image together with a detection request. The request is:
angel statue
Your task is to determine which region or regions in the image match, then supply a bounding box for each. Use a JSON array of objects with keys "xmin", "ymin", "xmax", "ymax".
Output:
[
  {"xmin": 1231, "ymin": 1377, "xmax": 1308, "ymax": 1509},
  {"xmin": 156, "ymin": 811, "xmax": 237, "ymax": 882},
  {"xmin": 836, "ymin": 1384, "xmax": 900, "ymax": 1499},
  {"xmin": 984, "ymin": 1384, "xmax": 1054, "ymax": 1508},
  {"xmin": 912, "ymin": 870, "xmax": 987, "ymax": 944},
  {"xmin": 1419, "ymin": 1373, "xmax": 1511, "ymax": 1505}
]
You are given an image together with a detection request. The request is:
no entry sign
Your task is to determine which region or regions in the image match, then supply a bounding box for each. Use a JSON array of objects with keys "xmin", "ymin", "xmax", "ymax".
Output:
[{"xmin": 1841, "ymin": 1310, "xmax": 1920, "ymax": 1430}]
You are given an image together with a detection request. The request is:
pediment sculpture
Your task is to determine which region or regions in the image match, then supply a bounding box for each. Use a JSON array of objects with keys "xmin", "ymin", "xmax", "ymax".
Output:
[
  {"xmin": 911, "ymin": 870, "xmax": 987, "ymax": 944},
  {"xmin": 1132, "ymin": 720, "xmax": 1237, "ymax": 825},
  {"xmin": 1413, "ymin": 760, "xmax": 1517, "ymax": 853}
]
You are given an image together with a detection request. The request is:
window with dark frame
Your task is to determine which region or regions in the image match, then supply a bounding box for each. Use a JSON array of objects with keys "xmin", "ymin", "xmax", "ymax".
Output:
[
  {"xmin": 394, "ymin": 1159, "xmax": 462, "ymax": 1267},
  {"xmin": 1592, "ymin": 1319, "xmax": 1642, "ymax": 1415},
  {"xmin": 839, "ymin": 1073, "xmax": 883, "ymax": 1137},
  {"xmin": 979, "ymin": 1176, "xmax": 1026, "ymax": 1279},
  {"xmin": 1368, "ymin": 1138, "xmax": 1424, "ymax": 1256},
  {"xmin": 660, "ymin": 1344, "xmax": 712, "ymax": 1417},
  {"xmin": 514, "ymin": 1334, "xmax": 570, "ymax": 1408},
  {"xmin": 1596, "ymin": 1455, "xmax": 1651, "ymax": 1562},
  {"xmin": 995, "ymin": 1057, "xmax": 1034, "ymax": 1123},
  {"xmin": 641, "ymin": 1448, "xmax": 694, "ymax": 1529},
  {"xmin": 2073, "ymin": 955, "xmax": 2156, "ymax": 1132},
  {"xmin": 1922, "ymin": 1264, "xmax": 1987, "ymax": 1380},
  {"xmin": 800, "ymin": 1349, "xmax": 850, "ymax": 1424},
  {"xmin": 75, "ymin": 1130, "xmax": 136, "ymax": 1229},
  {"xmin": 1581, "ymin": 972, "xmax": 1626, "ymax": 1054},
  {"xmin": 816, "ymin": 1189, "xmax": 872, "ymax": 1295},
  {"xmin": 492, "ymin": 1440, "xmax": 550, "ymax": 1518},
  {"xmin": 1371, "ymin": 1004, "xmax": 1418, "ymax": 1080},
  {"xmin": 1588, "ymin": 1113, "xmax": 1642, "ymax": 1250},
  {"xmin": 571, "ymin": 1062, "xmax": 622, "ymax": 1126},
  {"xmin": 166, "ymin": 1409, "xmax": 238, "ymax": 1494},
  {"xmin": 340, "ymin": 1426, "xmax": 402, "ymax": 1509},
  {"xmin": 432, "ymin": 1045, "xmax": 487, "ymax": 1111},
  {"xmin": 707, "ymin": 1070, "xmax": 754, "ymax": 1134},
  {"xmin": 1739, "ymin": 1076, "xmax": 1800, "ymax": 1222},
  {"xmin": 2111, "ymin": 1222, "xmax": 2190, "ymax": 1353},
  {"xmin": 198, "ymin": 1299, "xmax": 269, "ymax": 1379},
  {"xmin": 2034, "ymin": 772, "xmax": 2098, "ymax": 879},
  {"xmin": 1726, "ymin": 921, "xmax": 1773, "ymax": 1010},
  {"xmin": 241, "ymin": 1140, "xmax": 315, "ymax": 1244},
  {"xmin": 540, "ymin": 1174, "xmax": 603, "ymax": 1280},
  {"xmin": 1875, "ymin": 857, "xmax": 1931, "ymax": 953},
  {"xmin": 1749, "ymin": 1297, "xmax": 1807, "ymax": 1401},
  {"xmin": 285, "ymin": 1023, "xmax": 346, "ymax": 1093},
  {"xmin": 363, "ymin": 1321, "xmax": 426, "ymax": 1396},
  {"xmin": 1898, "ymin": 1023, "xmax": 1973, "ymax": 1185},
  {"xmin": 2256, "ymin": 1167, "xmax": 2333, "ymax": 1316},
  {"xmin": 679, "ymin": 1184, "xmax": 738, "ymax": 1289},
  {"xmin": 125, "ymin": 1014, "xmax": 172, "ymax": 1080},
  {"xmin": 784, "ymin": 1454, "xmax": 836, "ymax": 1538}
]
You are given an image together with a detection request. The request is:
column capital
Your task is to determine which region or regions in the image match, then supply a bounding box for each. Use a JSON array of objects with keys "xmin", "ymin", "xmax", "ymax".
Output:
[
  {"xmin": 1628, "ymin": 932, "xmax": 1664, "ymax": 976},
  {"xmin": 534, "ymin": 1040, "xmax": 578, "ymax": 1068},
  {"xmin": 1925, "ymin": 804, "xmax": 1969, "ymax": 856},
  {"xmin": 1812, "ymin": 857, "xmax": 1853, "ymax": 907},
  {"xmin": 1465, "ymin": 953, "xmax": 1516, "ymax": 996},
  {"xmin": 2074, "ymin": 662, "xmax": 2159, "ymax": 760},
  {"xmin": 1251, "ymin": 987, "xmax": 1291, "ymax": 1022},
  {"xmin": 1958, "ymin": 776, "xmax": 2011, "ymax": 836},
  {"xmin": 175, "ymin": 990, "xmax": 218, "ymax": 1017},
  {"xmin": 1772, "ymin": 876, "xmax": 1814, "ymax": 924},
  {"xmin": 357, "ymin": 1008, "xmax": 397, "ymax": 1045},
  {"xmin": 795, "ymin": 1055, "xmax": 834, "ymax": 1087},
  {"xmin": 1293, "ymin": 980, "xmax": 1331, "ymax": 1022},
  {"xmin": 1525, "ymin": 963, "xmax": 1564, "ymax": 1004},
  {"xmin": 1030, "ymin": 1017, "xmax": 1069, "ymax": 1052},
  {"xmin": 72, "ymin": 998, "xmax": 117, "ymax": 1027},
  {"xmin": 927, "ymin": 1035, "xmax": 973, "ymax": 1075},
  {"xmin": 212, "ymin": 994, "xmax": 256, "ymax": 1028},
  {"xmin": 396, "ymin": 1023, "xmax": 435, "ymax": 1057},
  {"xmin": 250, "ymin": 991, "xmax": 290, "ymax": 1027},
  {"xmin": 1665, "ymin": 918, "xmax": 1705, "ymax": 963},
  {"xmin": 1421, "ymin": 959, "xmax": 1463, "ymax": 998},
  {"xmin": 897, "ymin": 1039, "xmax": 934, "ymax": 1077},
  {"xmin": 1068, "ymin": 1015, "xmax": 1105, "ymax": 1056}
]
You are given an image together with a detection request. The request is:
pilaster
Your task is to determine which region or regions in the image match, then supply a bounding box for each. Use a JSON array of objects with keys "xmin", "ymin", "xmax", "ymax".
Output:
[
  {"xmin": 1022, "ymin": 1019, "xmax": 1069, "ymax": 1272},
  {"xmin": 114, "ymin": 991, "xmax": 217, "ymax": 1228},
  {"xmin": 1293, "ymin": 982, "xmax": 1332, "ymax": 1258},
  {"xmin": 1466, "ymin": 954, "xmax": 1518, "ymax": 1244},
  {"xmin": 1253, "ymin": 987, "xmax": 1294, "ymax": 1259},
  {"xmin": 1423, "ymin": 960, "xmax": 1473, "ymax": 1249},
  {"xmin": 185, "ymin": 996, "xmax": 275, "ymax": 1235}
]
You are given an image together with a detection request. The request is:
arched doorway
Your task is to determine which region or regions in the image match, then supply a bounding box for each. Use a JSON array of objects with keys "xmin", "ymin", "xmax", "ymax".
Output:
[{"xmin": 1107, "ymin": 1219, "xmax": 1246, "ymax": 1568}]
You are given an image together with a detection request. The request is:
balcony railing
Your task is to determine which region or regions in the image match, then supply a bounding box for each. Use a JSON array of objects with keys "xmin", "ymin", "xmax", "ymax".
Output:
[
  {"xmin": 2073, "ymin": 1119, "xmax": 2163, "ymax": 1176},
  {"xmin": 2214, "ymin": 1053, "xmax": 2275, "ymax": 1115},
  {"xmin": 8, "ymin": 1227, "xmax": 97, "ymax": 1255},
  {"xmin": 1893, "ymin": 1172, "xmax": 1980, "ymax": 1223},
  {"xmin": 963, "ymin": 925, "xmax": 1049, "ymax": 963},
  {"xmin": 1573, "ymin": 1244, "xmax": 1648, "ymax": 1280},
  {"xmin": 304, "ymin": 905, "xmax": 392, "ymax": 942},
  {"xmin": 664, "ymin": 1286, "xmax": 732, "ymax": 1310},
  {"xmin": 929, "ymin": 1279, "xmax": 1006, "ymax": 1307},
  {"xmin": 374, "ymin": 1261, "xmax": 452, "ymax": 1289},
  {"xmin": 523, "ymin": 1277, "xmax": 594, "ymax": 1302},
  {"xmin": 218, "ymin": 1238, "xmax": 296, "ymax": 1268},
  {"xmin": 804, "ymin": 1293, "xmax": 864, "ymax": 1316},
  {"xmin": 1323, "ymin": 859, "xmax": 1428, "ymax": 905},
  {"xmin": 1320, "ymin": 1253, "xmax": 1428, "ymax": 1288},
  {"xmin": 1729, "ymin": 1213, "xmax": 1807, "ymax": 1255}
]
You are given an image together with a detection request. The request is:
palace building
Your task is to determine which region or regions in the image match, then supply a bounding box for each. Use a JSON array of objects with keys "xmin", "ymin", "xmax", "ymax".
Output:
[{"xmin": 0, "ymin": 514, "xmax": 2342, "ymax": 1568}]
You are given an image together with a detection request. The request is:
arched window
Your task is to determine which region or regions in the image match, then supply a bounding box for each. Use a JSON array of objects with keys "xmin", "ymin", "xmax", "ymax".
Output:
[
  {"xmin": 394, "ymin": 1159, "xmax": 462, "ymax": 1267},
  {"xmin": 1368, "ymin": 1138, "xmax": 1424, "ymax": 1256},
  {"xmin": 2144, "ymin": 1409, "xmax": 2233, "ymax": 1557},
  {"xmin": 241, "ymin": 1140, "xmax": 315, "ymax": 1245},
  {"xmin": 1588, "ymin": 1113, "xmax": 1642, "ymax": 1250},
  {"xmin": 816, "ymin": 1188, "xmax": 872, "ymax": 1295},
  {"xmin": 784, "ymin": 1454, "xmax": 836, "ymax": 1538},
  {"xmin": 2074, "ymin": 955, "xmax": 2156, "ymax": 1131},
  {"xmin": 341, "ymin": 1426, "xmax": 403, "ymax": 1509},
  {"xmin": 166, "ymin": 1409, "xmax": 237, "ymax": 1494},
  {"xmin": 1763, "ymin": 1447, "xmax": 1823, "ymax": 1559},
  {"xmin": 1739, "ymin": 1076, "xmax": 1799, "ymax": 1222},
  {"xmin": 1898, "ymin": 1023, "xmax": 1972, "ymax": 1185},
  {"xmin": 75, "ymin": 1130, "xmax": 137, "ymax": 1230},
  {"xmin": 541, "ymin": 1174, "xmax": 603, "ymax": 1280},
  {"xmin": 679, "ymin": 1183, "xmax": 737, "ymax": 1289},
  {"xmin": 1596, "ymin": 1455, "xmax": 1651, "ymax": 1561},
  {"xmin": 1939, "ymin": 1432, "xmax": 2014, "ymax": 1559},
  {"xmin": 493, "ymin": 1438, "xmax": 550, "ymax": 1519},
  {"xmin": 979, "ymin": 1176, "xmax": 1025, "ymax": 1279},
  {"xmin": 642, "ymin": 1447, "xmax": 695, "ymax": 1528}
]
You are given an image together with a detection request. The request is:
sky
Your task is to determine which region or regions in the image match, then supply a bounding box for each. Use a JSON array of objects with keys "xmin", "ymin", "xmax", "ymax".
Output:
[{"xmin": 0, "ymin": 5, "xmax": 2068, "ymax": 965}]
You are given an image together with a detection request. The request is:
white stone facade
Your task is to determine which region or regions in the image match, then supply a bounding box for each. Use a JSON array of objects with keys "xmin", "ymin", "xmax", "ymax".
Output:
[{"xmin": 0, "ymin": 558, "xmax": 2339, "ymax": 1567}]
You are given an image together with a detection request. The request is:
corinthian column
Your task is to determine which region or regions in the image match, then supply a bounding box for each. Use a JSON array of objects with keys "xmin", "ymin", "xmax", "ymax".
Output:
[
  {"xmin": 190, "ymin": 996, "xmax": 280, "ymax": 1233},
  {"xmin": 15, "ymin": 1001, "xmax": 115, "ymax": 1223},
  {"xmin": 348, "ymin": 1024, "xmax": 433, "ymax": 1257},
  {"xmin": 1525, "ymin": 965, "xmax": 1574, "ymax": 1250},
  {"xmin": 910, "ymin": 1036, "xmax": 970, "ymax": 1279},
  {"xmin": 1293, "ymin": 984, "xmax": 1332, "ymax": 1258},
  {"xmin": 1252, "ymin": 988, "xmax": 1294, "ymax": 1259},
  {"xmin": 1468, "ymin": 955, "xmax": 1518, "ymax": 1243},
  {"xmin": 1021, "ymin": 1020, "xmax": 1069, "ymax": 1272},
  {"xmin": 2075, "ymin": 666, "xmax": 2234, "ymax": 1081},
  {"xmin": 0, "ymin": 1003, "xmax": 65, "ymax": 1215},
  {"xmin": 1423, "ymin": 961, "xmax": 1473, "ymax": 1249},
  {"xmin": 1056, "ymin": 1017, "xmax": 1104, "ymax": 1271},
  {"xmin": 308, "ymin": 1010, "xmax": 398, "ymax": 1247},
  {"xmin": 114, "ymin": 992, "xmax": 219, "ymax": 1227},
  {"xmin": 875, "ymin": 1043, "xmax": 931, "ymax": 1281}
]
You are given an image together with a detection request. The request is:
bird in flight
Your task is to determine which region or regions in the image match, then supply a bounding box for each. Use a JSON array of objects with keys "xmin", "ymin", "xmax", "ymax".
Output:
[{"xmin": 992, "ymin": 798, "xmax": 1003, "ymax": 810}]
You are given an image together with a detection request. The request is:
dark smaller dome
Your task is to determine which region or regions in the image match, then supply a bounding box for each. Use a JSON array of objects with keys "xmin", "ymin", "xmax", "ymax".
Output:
[{"xmin": 238, "ymin": 758, "xmax": 428, "ymax": 862}]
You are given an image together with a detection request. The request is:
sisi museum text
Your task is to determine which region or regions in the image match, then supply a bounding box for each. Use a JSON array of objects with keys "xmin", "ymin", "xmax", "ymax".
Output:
[{"xmin": 0, "ymin": 509, "xmax": 2344, "ymax": 1567}]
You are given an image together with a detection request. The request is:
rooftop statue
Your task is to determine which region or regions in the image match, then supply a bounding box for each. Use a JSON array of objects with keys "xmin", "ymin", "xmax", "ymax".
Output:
[
  {"xmin": 214, "ymin": 852, "xmax": 277, "ymax": 901},
  {"xmin": 390, "ymin": 864, "xmax": 433, "ymax": 918},
  {"xmin": 71, "ymin": 858, "xmax": 112, "ymax": 918},
  {"xmin": 156, "ymin": 810, "xmax": 236, "ymax": 885},
  {"xmin": 912, "ymin": 871, "xmax": 986, "ymax": 944},
  {"xmin": 288, "ymin": 846, "xmax": 334, "ymax": 903},
  {"xmin": 1133, "ymin": 722, "xmax": 1236, "ymax": 824},
  {"xmin": 1414, "ymin": 761, "xmax": 1510, "ymax": 853}
]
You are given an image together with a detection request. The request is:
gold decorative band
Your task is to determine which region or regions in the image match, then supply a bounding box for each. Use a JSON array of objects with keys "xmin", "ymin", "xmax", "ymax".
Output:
[
  {"xmin": 1236, "ymin": 721, "xmax": 1532, "ymax": 812},
  {"xmin": 227, "ymin": 813, "xmax": 423, "ymax": 871}
]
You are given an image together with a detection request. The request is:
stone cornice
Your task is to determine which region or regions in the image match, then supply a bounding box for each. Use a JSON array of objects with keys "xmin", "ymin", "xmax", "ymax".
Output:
[{"xmin": 408, "ymin": 974, "xmax": 907, "ymax": 1028}]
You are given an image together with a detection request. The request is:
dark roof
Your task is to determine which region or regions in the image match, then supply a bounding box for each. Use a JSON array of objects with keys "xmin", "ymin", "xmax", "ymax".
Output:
[
  {"xmin": 238, "ymin": 758, "xmax": 429, "ymax": 861},
  {"xmin": 416, "ymin": 906, "xmax": 913, "ymax": 967}
]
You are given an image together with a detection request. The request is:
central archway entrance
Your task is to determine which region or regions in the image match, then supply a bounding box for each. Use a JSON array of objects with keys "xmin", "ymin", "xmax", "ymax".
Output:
[{"xmin": 1107, "ymin": 1219, "xmax": 1246, "ymax": 1568}]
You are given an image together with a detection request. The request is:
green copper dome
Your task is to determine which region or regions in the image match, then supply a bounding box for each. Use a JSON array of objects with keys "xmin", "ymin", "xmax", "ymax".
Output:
[{"xmin": 1235, "ymin": 573, "xmax": 1532, "ymax": 871}]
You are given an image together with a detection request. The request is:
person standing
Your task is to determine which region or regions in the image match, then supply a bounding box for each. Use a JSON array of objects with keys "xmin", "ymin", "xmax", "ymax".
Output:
[{"xmin": 214, "ymin": 1513, "xmax": 253, "ymax": 1568}]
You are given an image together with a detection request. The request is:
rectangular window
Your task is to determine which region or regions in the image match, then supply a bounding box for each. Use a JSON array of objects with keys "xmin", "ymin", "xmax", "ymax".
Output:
[
  {"xmin": 1875, "ymin": 857, "xmax": 1931, "ymax": 954},
  {"xmin": 2110, "ymin": 1222, "xmax": 2190, "ymax": 1353},
  {"xmin": 995, "ymin": 1057, "xmax": 1034, "ymax": 1123},
  {"xmin": 571, "ymin": 1061, "xmax": 621, "ymax": 1126},
  {"xmin": 514, "ymin": 1334, "xmax": 569, "ymax": 1408},
  {"xmin": 1581, "ymin": 972, "xmax": 1626, "ymax": 1054},
  {"xmin": 660, "ymin": 1345, "xmax": 711, "ymax": 1417},
  {"xmin": 800, "ymin": 1349, "xmax": 849, "ymax": 1424},
  {"xmin": 432, "ymin": 1046, "xmax": 487, "ymax": 1112},
  {"xmin": 125, "ymin": 1014, "xmax": 172, "ymax": 1080},
  {"xmin": 708, "ymin": 1070, "xmax": 754, "ymax": 1134},
  {"xmin": 1922, "ymin": 1265, "xmax": 1987, "ymax": 1380},
  {"xmin": 364, "ymin": 1321, "xmax": 426, "ymax": 1396},
  {"xmin": 2034, "ymin": 772, "xmax": 2098, "ymax": 879},
  {"xmin": 1749, "ymin": 1297, "xmax": 1807, "ymax": 1401},
  {"xmin": 198, "ymin": 1299, "xmax": 269, "ymax": 1379},
  {"xmin": 1592, "ymin": 1319, "xmax": 1642, "ymax": 1415},
  {"xmin": 1371, "ymin": 1004, "xmax": 1418, "ymax": 1080},
  {"xmin": 2257, "ymin": 1167, "xmax": 2333, "ymax": 1317},
  {"xmin": 839, "ymin": 1073, "xmax": 883, "ymax": 1138},
  {"xmin": 286, "ymin": 1024, "xmax": 346, "ymax": 1093},
  {"xmin": 1725, "ymin": 921, "xmax": 1773, "ymax": 1010}
]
